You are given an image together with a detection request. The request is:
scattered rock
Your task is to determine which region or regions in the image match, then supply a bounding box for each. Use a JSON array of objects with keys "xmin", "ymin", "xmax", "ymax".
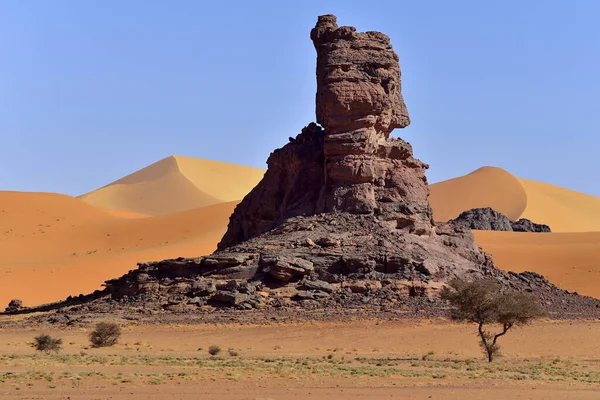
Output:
[
  {"xmin": 211, "ymin": 292, "xmax": 250, "ymax": 306},
  {"xmin": 262, "ymin": 255, "xmax": 314, "ymax": 282},
  {"xmin": 293, "ymin": 291, "xmax": 315, "ymax": 300},
  {"xmin": 300, "ymin": 280, "xmax": 333, "ymax": 293}
]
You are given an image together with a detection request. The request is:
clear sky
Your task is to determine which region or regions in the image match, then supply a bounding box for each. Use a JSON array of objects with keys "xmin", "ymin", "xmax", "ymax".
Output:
[{"xmin": 1, "ymin": 0, "xmax": 599, "ymax": 197}]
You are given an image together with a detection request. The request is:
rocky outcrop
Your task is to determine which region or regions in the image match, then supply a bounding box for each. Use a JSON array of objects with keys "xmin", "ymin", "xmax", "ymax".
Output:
[
  {"xmin": 512, "ymin": 218, "xmax": 551, "ymax": 233},
  {"xmin": 5, "ymin": 299, "xmax": 23, "ymax": 313},
  {"xmin": 449, "ymin": 207, "xmax": 551, "ymax": 232},
  {"xmin": 99, "ymin": 16, "xmax": 563, "ymax": 308},
  {"xmin": 449, "ymin": 208, "xmax": 513, "ymax": 231},
  {"xmin": 219, "ymin": 14, "xmax": 431, "ymax": 249},
  {"xmin": 97, "ymin": 14, "xmax": 498, "ymax": 308},
  {"xmin": 9, "ymin": 14, "xmax": 592, "ymax": 320}
]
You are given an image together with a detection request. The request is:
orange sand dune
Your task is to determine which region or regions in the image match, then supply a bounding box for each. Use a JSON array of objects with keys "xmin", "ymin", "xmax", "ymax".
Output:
[
  {"xmin": 429, "ymin": 166, "xmax": 600, "ymax": 232},
  {"xmin": 429, "ymin": 166, "xmax": 528, "ymax": 221},
  {"xmin": 0, "ymin": 190, "xmax": 239, "ymax": 307},
  {"xmin": 474, "ymin": 230, "xmax": 600, "ymax": 299},
  {"xmin": 79, "ymin": 155, "xmax": 264, "ymax": 216},
  {"xmin": 518, "ymin": 178, "xmax": 600, "ymax": 233}
]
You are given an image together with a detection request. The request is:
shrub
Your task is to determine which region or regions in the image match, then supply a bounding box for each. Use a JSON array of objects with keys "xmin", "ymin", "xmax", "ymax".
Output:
[
  {"xmin": 33, "ymin": 334, "xmax": 63, "ymax": 354},
  {"xmin": 441, "ymin": 278, "xmax": 546, "ymax": 362},
  {"xmin": 89, "ymin": 322, "xmax": 121, "ymax": 348},
  {"xmin": 208, "ymin": 345, "xmax": 221, "ymax": 356},
  {"xmin": 228, "ymin": 348, "xmax": 239, "ymax": 357}
]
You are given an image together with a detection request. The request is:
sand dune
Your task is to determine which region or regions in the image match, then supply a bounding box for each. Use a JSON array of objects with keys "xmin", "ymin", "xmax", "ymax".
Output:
[
  {"xmin": 79, "ymin": 155, "xmax": 264, "ymax": 216},
  {"xmin": 429, "ymin": 166, "xmax": 600, "ymax": 232},
  {"xmin": 0, "ymin": 190, "xmax": 238, "ymax": 307},
  {"xmin": 4, "ymin": 160, "xmax": 600, "ymax": 307},
  {"xmin": 518, "ymin": 178, "xmax": 600, "ymax": 233},
  {"xmin": 474, "ymin": 230, "xmax": 600, "ymax": 299},
  {"xmin": 429, "ymin": 166, "xmax": 527, "ymax": 221}
]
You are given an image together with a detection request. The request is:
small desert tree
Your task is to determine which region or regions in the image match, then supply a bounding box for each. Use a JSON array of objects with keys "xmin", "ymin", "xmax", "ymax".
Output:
[
  {"xmin": 440, "ymin": 278, "xmax": 546, "ymax": 362},
  {"xmin": 33, "ymin": 334, "xmax": 63, "ymax": 354},
  {"xmin": 89, "ymin": 322, "xmax": 121, "ymax": 348}
]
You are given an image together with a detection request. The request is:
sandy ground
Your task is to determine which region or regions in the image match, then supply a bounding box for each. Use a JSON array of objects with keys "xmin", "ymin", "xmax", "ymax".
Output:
[
  {"xmin": 474, "ymin": 230, "xmax": 600, "ymax": 298},
  {"xmin": 78, "ymin": 155, "xmax": 265, "ymax": 216},
  {"xmin": 0, "ymin": 319, "xmax": 598, "ymax": 399}
]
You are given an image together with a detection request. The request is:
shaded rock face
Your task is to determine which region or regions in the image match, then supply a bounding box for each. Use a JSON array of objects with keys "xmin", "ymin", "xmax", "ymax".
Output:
[{"xmin": 449, "ymin": 207, "xmax": 551, "ymax": 233}]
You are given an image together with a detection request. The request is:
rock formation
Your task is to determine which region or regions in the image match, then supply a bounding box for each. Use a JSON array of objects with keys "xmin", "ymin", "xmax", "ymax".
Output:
[
  {"xmin": 6, "ymin": 14, "xmax": 596, "ymax": 320},
  {"xmin": 5, "ymin": 299, "xmax": 23, "ymax": 313},
  {"xmin": 219, "ymin": 14, "xmax": 433, "ymax": 249},
  {"xmin": 512, "ymin": 218, "xmax": 551, "ymax": 233},
  {"xmin": 449, "ymin": 207, "xmax": 551, "ymax": 232},
  {"xmin": 100, "ymin": 15, "xmax": 507, "ymax": 307}
]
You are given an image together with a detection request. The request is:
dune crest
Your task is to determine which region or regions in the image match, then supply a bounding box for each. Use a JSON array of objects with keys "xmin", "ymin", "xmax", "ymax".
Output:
[
  {"xmin": 429, "ymin": 166, "xmax": 528, "ymax": 221},
  {"xmin": 518, "ymin": 178, "xmax": 600, "ymax": 233},
  {"xmin": 429, "ymin": 166, "xmax": 600, "ymax": 233},
  {"xmin": 78, "ymin": 156, "xmax": 265, "ymax": 216}
]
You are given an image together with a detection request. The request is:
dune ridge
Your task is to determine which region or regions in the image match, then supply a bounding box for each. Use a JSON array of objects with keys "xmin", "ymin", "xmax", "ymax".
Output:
[
  {"xmin": 0, "ymin": 190, "xmax": 239, "ymax": 307},
  {"xmin": 429, "ymin": 166, "xmax": 528, "ymax": 222},
  {"xmin": 78, "ymin": 155, "xmax": 265, "ymax": 216},
  {"xmin": 3, "ymin": 159, "xmax": 600, "ymax": 307},
  {"xmin": 429, "ymin": 166, "xmax": 600, "ymax": 233},
  {"xmin": 429, "ymin": 166, "xmax": 600, "ymax": 299}
]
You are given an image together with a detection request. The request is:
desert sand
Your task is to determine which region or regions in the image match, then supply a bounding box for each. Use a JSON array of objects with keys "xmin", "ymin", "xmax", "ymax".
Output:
[
  {"xmin": 429, "ymin": 166, "xmax": 600, "ymax": 232},
  {"xmin": 78, "ymin": 155, "xmax": 265, "ymax": 216},
  {"xmin": 474, "ymin": 230, "xmax": 600, "ymax": 298},
  {"xmin": 0, "ymin": 319, "xmax": 598, "ymax": 398},
  {"xmin": 428, "ymin": 166, "xmax": 600, "ymax": 300},
  {"xmin": 0, "ymin": 190, "xmax": 239, "ymax": 307},
  {"xmin": 2, "ymin": 159, "xmax": 600, "ymax": 308}
]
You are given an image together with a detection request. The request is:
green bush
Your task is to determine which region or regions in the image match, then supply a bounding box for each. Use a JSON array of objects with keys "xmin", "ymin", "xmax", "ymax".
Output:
[
  {"xmin": 89, "ymin": 322, "xmax": 121, "ymax": 348},
  {"xmin": 441, "ymin": 278, "xmax": 546, "ymax": 362},
  {"xmin": 33, "ymin": 334, "xmax": 63, "ymax": 354}
]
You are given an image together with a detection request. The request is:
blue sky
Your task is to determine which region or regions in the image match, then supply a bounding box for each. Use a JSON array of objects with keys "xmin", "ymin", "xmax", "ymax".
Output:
[{"xmin": 1, "ymin": 0, "xmax": 599, "ymax": 197}]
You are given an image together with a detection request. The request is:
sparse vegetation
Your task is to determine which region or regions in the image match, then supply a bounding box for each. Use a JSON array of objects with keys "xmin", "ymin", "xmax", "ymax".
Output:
[
  {"xmin": 228, "ymin": 348, "xmax": 239, "ymax": 357},
  {"xmin": 32, "ymin": 334, "xmax": 63, "ymax": 354},
  {"xmin": 208, "ymin": 345, "xmax": 221, "ymax": 356},
  {"xmin": 441, "ymin": 278, "xmax": 547, "ymax": 362},
  {"xmin": 89, "ymin": 322, "xmax": 121, "ymax": 348}
]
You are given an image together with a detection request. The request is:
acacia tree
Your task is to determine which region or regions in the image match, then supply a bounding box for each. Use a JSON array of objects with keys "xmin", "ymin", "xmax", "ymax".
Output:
[{"xmin": 440, "ymin": 278, "xmax": 547, "ymax": 362}]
